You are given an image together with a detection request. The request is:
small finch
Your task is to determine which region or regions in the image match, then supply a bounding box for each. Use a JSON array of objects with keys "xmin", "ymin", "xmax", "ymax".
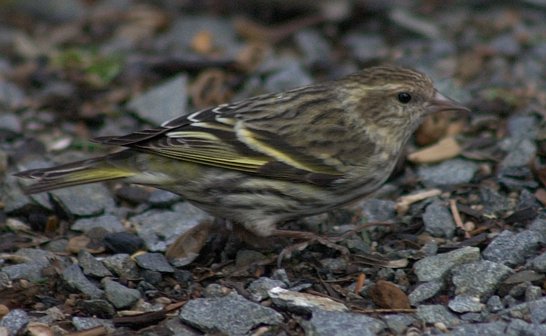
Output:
[{"xmin": 16, "ymin": 65, "xmax": 469, "ymax": 259}]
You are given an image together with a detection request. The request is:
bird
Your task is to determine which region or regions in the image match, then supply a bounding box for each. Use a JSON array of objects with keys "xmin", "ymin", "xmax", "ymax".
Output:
[{"xmin": 15, "ymin": 65, "xmax": 469, "ymax": 261}]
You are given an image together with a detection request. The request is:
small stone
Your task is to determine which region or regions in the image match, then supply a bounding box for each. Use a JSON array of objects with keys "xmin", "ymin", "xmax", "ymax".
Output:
[
  {"xmin": 486, "ymin": 295, "xmax": 504, "ymax": 312},
  {"xmin": 78, "ymin": 250, "xmax": 112, "ymax": 278},
  {"xmin": 148, "ymin": 190, "xmax": 182, "ymax": 206},
  {"xmin": 0, "ymin": 272, "xmax": 11, "ymax": 290},
  {"xmin": 304, "ymin": 309, "xmax": 387, "ymax": 336},
  {"xmin": 103, "ymin": 232, "xmax": 144, "ymax": 254},
  {"xmin": 51, "ymin": 184, "xmax": 115, "ymax": 217},
  {"xmin": 357, "ymin": 199, "xmax": 397, "ymax": 222},
  {"xmin": 416, "ymin": 305, "xmax": 460, "ymax": 327},
  {"xmin": 529, "ymin": 218, "xmax": 546, "ymax": 243},
  {"xmin": 179, "ymin": 292, "xmax": 282, "ymax": 336},
  {"xmin": 235, "ymin": 250, "xmax": 266, "ymax": 268},
  {"xmin": 72, "ymin": 214, "xmax": 125, "ymax": 233},
  {"xmin": 422, "ymin": 200, "xmax": 456, "ymax": 238},
  {"xmin": 502, "ymin": 138, "xmax": 537, "ymax": 169},
  {"xmin": 294, "ymin": 29, "xmax": 331, "ymax": 65},
  {"xmin": 77, "ymin": 299, "xmax": 115, "ymax": 319},
  {"xmin": 0, "ymin": 309, "xmax": 29, "ymax": 336},
  {"xmin": 103, "ymin": 279, "xmax": 141, "ymax": 309},
  {"xmin": 134, "ymin": 253, "xmax": 174, "ymax": 273},
  {"xmin": 268, "ymin": 287, "xmax": 348, "ymax": 313},
  {"xmin": 408, "ymin": 280, "xmax": 444, "ymax": 305},
  {"xmin": 417, "ymin": 159, "xmax": 478, "ymax": 187},
  {"xmin": 382, "ymin": 314, "xmax": 417, "ymax": 335},
  {"xmin": 506, "ymin": 318, "xmax": 546, "ymax": 335},
  {"xmin": 127, "ymin": 74, "xmax": 188, "ymax": 125},
  {"xmin": 525, "ymin": 285, "xmax": 542, "ymax": 302},
  {"xmin": 413, "ymin": 246, "xmax": 480, "ymax": 282},
  {"xmin": 529, "ymin": 297, "xmax": 546, "ymax": 324},
  {"xmin": 72, "ymin": 316, "xmax": 114, "ymax": 332},
  {"xmin": 62, "ymin": 264, "xmax": 104, "ymax": 299},
  {"xmin": 102, "ymin": 254, "xmax": 140, "ymax": 279},
  {"xmin": 343, "ymin": 33, "xmax": 388, "ymax": 62},
  {"xmin": 483, "ymin": 230, "xmax": 541, "ymax": 266},
  {"xmin": 132, "ymin": 205, "xmax": 212, "ymax": 252},
  {"xmin": 452, "ymin": 261, "xmax": 513, "ymax": 298},
  {"xmin": 448, "ymin": 296, "xmax": 484, "ymax": 313},
  {"xmin": 447, "ymin": 321, "xmax": 508, "ymax": 336},
  {"xmin": 247, "ymin": 277, "xmax": 287, "ymax": 302}
]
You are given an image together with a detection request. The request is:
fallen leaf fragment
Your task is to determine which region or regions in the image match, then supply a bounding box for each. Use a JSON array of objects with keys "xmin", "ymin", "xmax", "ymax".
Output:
[
  {"xmin": 369, "ymin": 280, "xmax": 411, "ymax": 309},
  {"xmin": 408, "ymin": 137, "xmax": 461, "ymax": 164}
]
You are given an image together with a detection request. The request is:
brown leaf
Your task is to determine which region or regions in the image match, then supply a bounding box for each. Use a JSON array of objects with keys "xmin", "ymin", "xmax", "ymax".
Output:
[
  {"xmin": 408, "ymin": 137, "xmax": 462, "ymax": 164},
  {"xmin": 66, "ymin": 235, "xmax": 91, "ymax": 254},
  {"xmin": 369, "ymin": 280, "xmax": 411, "ymax": 309}
]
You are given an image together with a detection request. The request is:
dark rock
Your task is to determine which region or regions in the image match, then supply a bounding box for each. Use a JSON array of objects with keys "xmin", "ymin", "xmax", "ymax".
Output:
[
  {"xmin": 103, "ymin": 232, "xmax": 144, "ymax": 254},
  {"xmin": 77, "ymin": 299, "xmax": 116, "ymax": 319}
]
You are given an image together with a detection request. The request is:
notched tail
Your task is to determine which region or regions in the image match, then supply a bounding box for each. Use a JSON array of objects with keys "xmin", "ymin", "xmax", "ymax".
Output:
[{"xmin": 15, "ymin": 155, "xmax": 136, "ymax": 194}]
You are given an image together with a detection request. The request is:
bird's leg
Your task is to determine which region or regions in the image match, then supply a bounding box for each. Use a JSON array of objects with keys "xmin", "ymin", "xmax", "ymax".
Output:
[{"xmin": 271, "ymin": 229, "xmax": 350, "ymax": 266}]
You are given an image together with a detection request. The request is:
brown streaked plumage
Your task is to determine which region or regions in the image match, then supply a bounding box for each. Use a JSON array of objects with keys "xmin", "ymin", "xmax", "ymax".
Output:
[{"xmin": 15, "ymin": 65, "xmax": 469, "ymax": 258}]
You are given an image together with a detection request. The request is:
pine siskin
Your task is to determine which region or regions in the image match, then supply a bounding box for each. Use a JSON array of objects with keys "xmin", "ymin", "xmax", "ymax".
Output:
[{"xmin": 16, "ymin": 65, "xmax": 469, "ymax": 258}]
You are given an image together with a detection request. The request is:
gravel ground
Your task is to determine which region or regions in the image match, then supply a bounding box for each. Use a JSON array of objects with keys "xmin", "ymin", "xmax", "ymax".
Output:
[{"xmin": 1, "ymin": 1, "xmax": 546, "ymax": 335}]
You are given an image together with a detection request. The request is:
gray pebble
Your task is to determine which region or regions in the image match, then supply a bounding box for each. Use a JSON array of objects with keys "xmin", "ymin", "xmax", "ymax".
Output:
[
  {"xmin": 72, "ymin": 214, "xmax": 125, "ymax": 233},
  {"xmin": 422, "ymin": 200, "xmax": 456, "ymax": 238},
  {"xmin": 179, "ymin": 292, "xmax": 282, "ymax": 336},
  {"xmin": 51, "ymin": 184, "xmax": 115, "ymax": 217},
  {"xmin": 134, "ymin": 252, "xmax": 174, "ymax": 273},
  {"xmin": 127, "ymin": 74, "xmax": 188, "ymax": 125},
  {"xmin": 102, "ymin": 254, "xmax": 140, "ymax": 279},
  {"xmin": 408, "ymin": 280, "xmax": 444, "ymax": 305},
  {"xmin": 452, "ymin": 261, "xmax": 513, "ymax": 298},
  {"xmin": 416, "ymin": 304, "xmax": 460, "ymax": 327},
  {"xmin": 62, "ymin": 264, "xmax": 104, "ymax": 299},
  {"xmin": 78, "ymin": 250, "xmax": 112, "ymax": 278},
  {"xmin": 0, "ymin": 309, "xmax": 29, "ymax": 336},
  {"xmin": 413, "ymin": 246, "xmax": 480, "ymax": 282},
  {"xmin": 486, "ymin": 295, "xmax": 504, "ymax": 312},
  {"xmin": 247, "ymin": 277, "xmax": 287, "ymax": 302},
  {"xmin": 448, "ymin": 296, "xmax": 484, "ymax": 313},
  {"xmin": 418, "ymin": 159, "xmax": 478, "ymax": 187},
  {"xmin": 103, "ymin": 278, "xmax": 141, "ymax": 309},
  {"xmin": 304, "ymin": 309, "xmax": 386, "ymax": 336},
  {"xmin": 483, "ymin": 230, "xmax": 541, "ymax": 267},
  {"xmin": 447, "ymin": 321, "xmax": 508, "ymax": 336}
]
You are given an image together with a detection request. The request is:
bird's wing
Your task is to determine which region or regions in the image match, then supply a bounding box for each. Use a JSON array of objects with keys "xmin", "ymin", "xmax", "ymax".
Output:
[{"xmin": 92, "ymin": 91, "xmax": 345, "ymax": 185}]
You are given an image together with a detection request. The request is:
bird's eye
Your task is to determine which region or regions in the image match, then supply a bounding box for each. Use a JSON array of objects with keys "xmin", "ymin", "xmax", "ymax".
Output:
[{"xmin": 397, "ymin": 92, "xmax": 412, "ymax": 104}]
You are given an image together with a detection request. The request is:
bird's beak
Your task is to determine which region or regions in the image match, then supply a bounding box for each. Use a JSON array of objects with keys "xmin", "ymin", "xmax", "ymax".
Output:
[{"xmin": 428, "ymin": 90, "xmax": 470, "ymax": 114}]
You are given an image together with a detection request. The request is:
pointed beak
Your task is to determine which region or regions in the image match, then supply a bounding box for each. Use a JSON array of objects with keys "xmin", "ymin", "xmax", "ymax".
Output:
[{"xmin": 428, "ymin": 91, "xmax": 471, "ymax": 114}]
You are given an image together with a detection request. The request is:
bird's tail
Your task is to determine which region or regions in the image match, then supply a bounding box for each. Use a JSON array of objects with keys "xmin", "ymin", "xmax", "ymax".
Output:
[{"xmin": 14, "ymin": 151, "xmax": 137, "ymax": 194}]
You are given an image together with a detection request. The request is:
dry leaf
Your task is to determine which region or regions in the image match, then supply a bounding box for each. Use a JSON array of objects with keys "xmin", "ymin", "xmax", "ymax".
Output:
[
  {"xmin": 408, "ymin": 137, "xmax": 461, "ymax": 164},
  {"xmin": 369, "ymin": 280, "xmax": 411, "ymax": 309}
]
